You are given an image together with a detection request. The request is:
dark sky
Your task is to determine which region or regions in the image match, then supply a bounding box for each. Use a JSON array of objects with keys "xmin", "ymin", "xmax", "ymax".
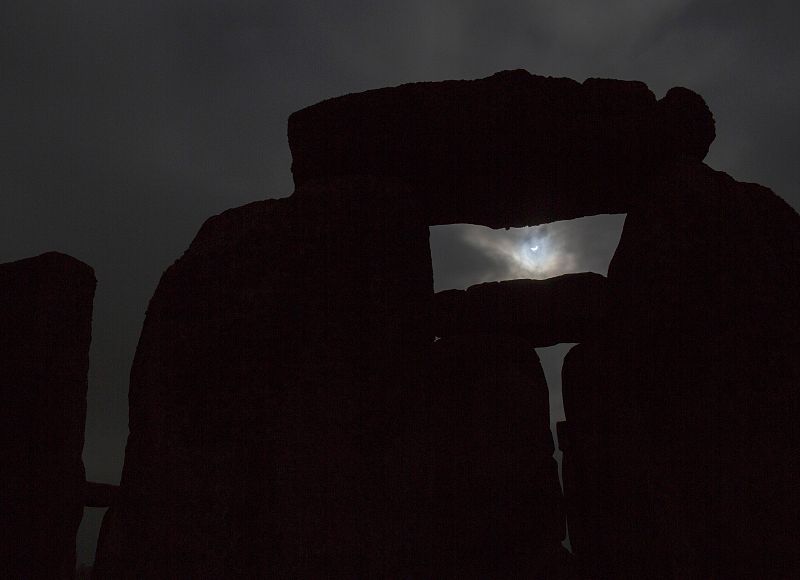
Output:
[{"xmin": 3, "ymin": 1, "xmax": 798, "ymax": 565}]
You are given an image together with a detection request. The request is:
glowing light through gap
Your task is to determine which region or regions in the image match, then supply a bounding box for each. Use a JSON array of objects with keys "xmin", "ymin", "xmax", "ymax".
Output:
[
  {"xmin": 462, "ymin": 223, "xmax": 577, "ymax": 280},
  {"xmin": 430, "ymin": 215, "xmax": 626, "ymax": 292}
]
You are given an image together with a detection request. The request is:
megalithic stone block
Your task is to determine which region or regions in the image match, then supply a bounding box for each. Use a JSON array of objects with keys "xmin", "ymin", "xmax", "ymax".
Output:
[
  {"xmin": 289, "ymin": 70, "xmax": 715, "ymax": 228},
  {"xmin": 561, "ymin": 163, "xmax": 800, "ymax": 578},
  {"xmin": 433, "ymin": 272, "xmax": 607, "ymax": 346},
  {"xmin": 401, "ymin": 334, "xmax": 566, "ymax": 577},
  {"xmin": 0, "ymin": 252, "xmax": 96, "ymax": 579},
  {"xmin": 559, "ymin": 341, "xmax": 650, "ymax": 578},
  {"xmin": 94, "ymin": 179, "xmax": 433, "ymax": 578}
]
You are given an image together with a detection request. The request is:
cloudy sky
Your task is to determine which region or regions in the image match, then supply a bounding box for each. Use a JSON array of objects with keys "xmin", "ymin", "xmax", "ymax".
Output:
[{"xmin": 3, "ymin": 0, "xmax": 798, "ymax": 565}]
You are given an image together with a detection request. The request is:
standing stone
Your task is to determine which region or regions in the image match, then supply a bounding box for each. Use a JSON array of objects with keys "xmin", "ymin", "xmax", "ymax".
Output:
[
  {"xmin": 0, "ymin": 252, "xmax": 96, "ymax": 579},
  {"xmin": 401, "ymin": 334, "xmax": 566, "ymax": 577},
  {"xmin": 561, "ymin": 162, "xmax": 800, "ymax": 578},
  {"xmin": 94, "ymin": 179, "xmax": 432, "ymax": 578},
  {"xmin": 560, "ymin": 341, "xmax": 651, "ymax": 577}
]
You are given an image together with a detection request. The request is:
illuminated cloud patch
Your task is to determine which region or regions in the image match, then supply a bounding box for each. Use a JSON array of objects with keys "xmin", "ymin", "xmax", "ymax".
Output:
[
  {"xmin": 462, "ymin": 223, "xmax": 578, "ymax": 280},
  {"xmin": 430, "ymin": 214, "xmax": 627, "ymax": 292}
]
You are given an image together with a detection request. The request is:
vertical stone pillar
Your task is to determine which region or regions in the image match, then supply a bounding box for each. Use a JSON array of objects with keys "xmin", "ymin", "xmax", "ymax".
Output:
[
  {"xmin": 561, "ymin": 163, "xmax": 800, "ymax": 577},
  {"xmin": 1, "ymin": 252, "xmax": 95, "ymax": 579},
  {"xmin": 401, "ymin": 334, "xmax": 565, "ymax": 577},
  {"xmin": 95, "ymin": 178, "xmax": 435, "ymax": 577}
]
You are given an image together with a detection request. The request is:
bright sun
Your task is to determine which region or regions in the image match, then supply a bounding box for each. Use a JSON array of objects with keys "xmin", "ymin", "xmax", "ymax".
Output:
[{"xmin": 516, "ymin": 233, "xmax": 551, "ymax": 273}]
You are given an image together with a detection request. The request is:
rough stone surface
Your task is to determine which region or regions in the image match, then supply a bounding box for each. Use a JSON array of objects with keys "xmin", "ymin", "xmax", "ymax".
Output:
[
  {"xmin": 94, "ymin": 179, "xmax": 433, "ymax": 578},
  {"xmin": 289, "ymin": 70, "xmax": 715, "ymax": 228},
  {"xmin": 0, "ymin": 252, "xmax": 96, "ymax": 579},
  {"xmin": 560, "ymin": 162, "xmax": 800, "ymax": 578},
  {"xmin": 433, "ymin": 272, "xmax": 607, "ymax": 346},
  {"xmin": 400, "ymin": 334, "xmax": 566, "ymax": 577}
]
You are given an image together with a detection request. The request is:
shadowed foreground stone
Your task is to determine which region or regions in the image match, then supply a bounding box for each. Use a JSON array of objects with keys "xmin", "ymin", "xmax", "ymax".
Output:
[
  {"xmin": 433, "ymin": 272, "xmax": 607, "ymax": 346},
  {"xmin": 561, "ymin": 163, "xmax": 800, "ymax": 578},
  {"xmin": 401, "ymin": 334, "xmax": 566, "ymax": 577},
  {"xmin": 0, "ymin": 252, "xmax": 95, "ymax": 579}
]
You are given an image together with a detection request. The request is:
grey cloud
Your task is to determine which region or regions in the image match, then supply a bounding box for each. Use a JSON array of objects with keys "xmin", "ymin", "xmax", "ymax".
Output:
[{"xmin": 431, "ymin": 215, "xmax": 627, "ymax": 291}]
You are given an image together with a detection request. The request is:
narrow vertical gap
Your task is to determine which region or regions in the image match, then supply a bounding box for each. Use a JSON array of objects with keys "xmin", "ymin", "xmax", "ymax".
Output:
[{"xmin": 537, "ymin": 343, "xmax": 578, "ymax": 552}]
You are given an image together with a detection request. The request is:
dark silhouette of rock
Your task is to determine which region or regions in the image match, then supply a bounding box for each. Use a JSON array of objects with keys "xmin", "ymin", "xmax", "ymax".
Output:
[
  {"xmin": 289, "ymin": 70, "xmax": 714, "ymax": 228},
  {"xmin": 0, "ymin": 252, "xmax": 95, "ymax": 579},
  {"xmin": 98, "ymin": 70, "xmax": 795, "ymax": 578},
  {"xmin": 559, "ymin": 342, "xmax": 635, "ymax": 576},
  {"xmin": 400, "ymin": 334, "xmax": 565, "ymax": 577},
  {"xmin": 560, "ymin": 162, "xmax": 800, "ymax": 578},
  {"xmin": 433, "ymin": 272, "xmax": 607, "ymax": 346},
  {"xmin": 94, "ymin": 179, "xmax": 433, "ymax": 578}
]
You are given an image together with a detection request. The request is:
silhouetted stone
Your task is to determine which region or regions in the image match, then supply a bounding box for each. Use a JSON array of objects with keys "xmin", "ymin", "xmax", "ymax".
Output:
[
  {"xmin": 400, "ymin": 334, "xmax": 565, "ymax": 577},
  {"xmin": 559, "ymin": 341, "xmax": 643, "ymax": 577},
  {"xmin": 97, "ymin": 71, "xmax": 741, "ymax": 578},
  {"xmin": 433, "ymin": 272, "xmax": 607, "ymax": 346},
  {"xmin": 561, "ymin": 162, "xmax": 800, "ymax": 578},
  {"xmin": 0, "ymin": 252, "xmax": 96, "ymax": 579},
  {"xmin": 289, "ymin": 70, "xmax": 714, "ymax": 228},
  {"xmin": 94, "ymin": 179, "xmax": 433, "ymax": 578}
]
